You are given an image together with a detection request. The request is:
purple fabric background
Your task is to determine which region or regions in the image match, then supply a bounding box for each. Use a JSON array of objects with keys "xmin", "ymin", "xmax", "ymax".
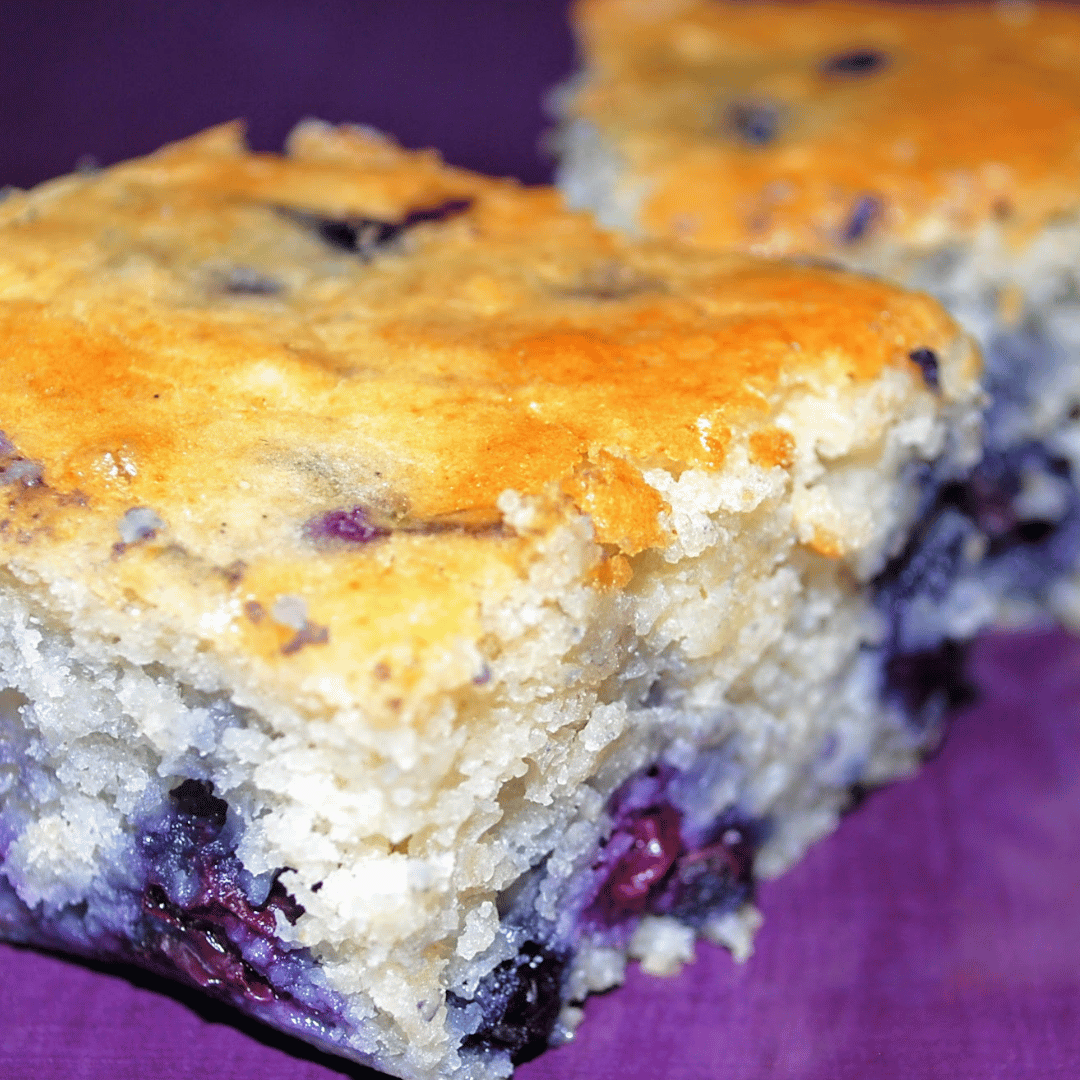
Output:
[
  {"xmin": 0, "ymin": 3, "xmax": 1078, "ymax": 1078},
  {"xmin": 0, "ymin": 1, "xmax": 575, "ymax": 189}
]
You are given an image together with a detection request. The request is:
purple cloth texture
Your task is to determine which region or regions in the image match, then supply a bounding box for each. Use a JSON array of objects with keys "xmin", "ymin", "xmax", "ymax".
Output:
[
  {"xmin": 1, "ymin": 628, "xmax": 1078, "ymax": 1079},
  {"xmin": 0, "ymin": 1, "xmax": 576, "ymax": 189}
]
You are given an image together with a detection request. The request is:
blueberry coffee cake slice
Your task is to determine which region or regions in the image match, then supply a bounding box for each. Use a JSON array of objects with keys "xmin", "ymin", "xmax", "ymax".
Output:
[
  {"xmin": 0, "ymin": 122, "xmax": 983, "ymax": 1080},
  {"xmin": 555, "ymin": 0, "xmax": 1080, "ymax": 631}
]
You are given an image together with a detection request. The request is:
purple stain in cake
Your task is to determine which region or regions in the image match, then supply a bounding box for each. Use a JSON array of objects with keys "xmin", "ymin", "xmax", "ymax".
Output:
[
  {"xmin": 305, "ymin": 506, "xmax": 390, "ymax": 545},
  {"xmin": 280, "ymin": 198, "xmax": 472, "ymax": 261},
  {"xmin": 280, "ymin": 621, "xmax": 330, "ymax": 656},
  {"xmin": 0, "ymin": 459, "xmax": 43, "ymax": 487},
  {"xmin": 909, "ymin": 348, "xmax": 940, "ymax": 390},
  {"xmin": 822, "ymin": 49, "xmax": 889, "ymax": 77},
  {"xmin": 843, "ymin": 195, "xmax": 882, "ymax": 243},
  {"xmin": 724, "ymin": 98, "xmax": 781, "ymax": 146},
  {"xmin": 118, "ymin": 507, "xmax": 164, "ymax": 544},
  {"xmin": 0, "ymin": 432, "xmax": 15, "ymax": 456}
]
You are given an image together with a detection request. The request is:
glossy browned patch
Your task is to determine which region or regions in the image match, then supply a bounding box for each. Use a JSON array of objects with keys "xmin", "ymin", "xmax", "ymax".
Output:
[
  {"xmin": 590, "ymin": 552, "xmax": 634, "ymax": 589},
  {"xmin": 561, "ymin": 451, "xmax": 670, "ymax": 555},
  {"xmin": 0, "ymin": 123, "xmax": 971, "ymax": 702},
  {"xmin": 748, "ymin": 427, "xmax": 795, "ymax": 470},
  {"xmin": 807, "ymin": 527, "xmax": 844, "ymax": 560}
]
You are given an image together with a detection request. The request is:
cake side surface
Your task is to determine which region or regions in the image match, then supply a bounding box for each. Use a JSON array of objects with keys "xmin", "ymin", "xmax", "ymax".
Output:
[{"xmin": 0, "ymin": 124, "xmax": 983, "ymax": 1080}]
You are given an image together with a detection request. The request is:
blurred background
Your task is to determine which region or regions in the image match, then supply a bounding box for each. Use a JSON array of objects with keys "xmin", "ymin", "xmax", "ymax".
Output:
[{"xmin": 0, "ymin": 0, "xmax": 575, "ymax": 190}]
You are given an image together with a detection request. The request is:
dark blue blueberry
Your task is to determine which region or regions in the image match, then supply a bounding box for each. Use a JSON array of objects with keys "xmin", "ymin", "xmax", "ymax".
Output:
[
  {"xmin": 455, "ymin": 941, "xmax": 568, "ymax": 1064},
  {"xmin": 133, "ymin": 783, "xmax": 325, "ymax": 1017},
  {"xmin": 1016, "ymin": 519, "xmax": 1055, "ymax": 544},
  {"xmin": 843, "ymin": 195, "xmax": 882, "ymax": 243},
  {"xmin": 322, "ymin": 217, "xmax": 395, "ymax": 254},
  {"xmin": 220, "ymin": 266, "xmax": 283, "ymax": 296},
  {"xmin": 263, "ymin": 873, "xmax": 306, "ymax": 927},
  {"xmin": 305, "ymin": 506, "xmax": 390, "ymax": 545},
  {"xmin": 280, "ymin": 198, "xmax": 472, "ymax": 260},
  {"xmin": 724, "ymin": 99, "xmax": 781, "ymax": 146},
  {"xmin": 871, "ymin": 440, "xmax": 1080, "ymax": 731},
  {"xmin": 586, "ymin": 768, "xmax": 764, "ymax": 930},
  {"xmin": 883, "ymin": 641, "xmax": 974, "ymax": 729},
  {"xmin": 655, "ymin": 818, "xmax": 759, "ymax": 927},
  {"xmin": 844, "ymin": 782, "xmax": 872, "ymax": 813},
  {"xmin": 822, "ymin": 49, "xmax": 889, "ymax": 77},
  {"xmin": 169, "ymin": 779, "xmax": 227, "ymax": 835},
  {"xmin": 909, "ymin": 348, "xmax": 940, "ymax": 390},
  {"xmin": 941, "ymin": 447, "xmax": 1079, "ymax": 558}
]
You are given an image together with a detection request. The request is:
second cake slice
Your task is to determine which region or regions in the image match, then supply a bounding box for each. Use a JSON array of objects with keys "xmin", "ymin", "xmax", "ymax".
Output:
[{"xmin": 555, "ymin": 0, "xmax": 1080, "ymax": 632}]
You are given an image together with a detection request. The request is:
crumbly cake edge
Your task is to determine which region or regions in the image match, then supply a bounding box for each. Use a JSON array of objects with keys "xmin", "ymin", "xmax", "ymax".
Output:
[{"xmin": 0, "ymin": 341, "xmax": 985, "ymax": 1080}]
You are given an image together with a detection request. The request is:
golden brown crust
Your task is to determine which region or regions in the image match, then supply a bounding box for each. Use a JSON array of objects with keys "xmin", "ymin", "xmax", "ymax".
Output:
[
  {"xmin": 568, "ymin": 0, "xmax": 1080, "ymax": 253},
  {"xmin": 0, "ymin": 123, "xmax": 968, "ymax": 711}
]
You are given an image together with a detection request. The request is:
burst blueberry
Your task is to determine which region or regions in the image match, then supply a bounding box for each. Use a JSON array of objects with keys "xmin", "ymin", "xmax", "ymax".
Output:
[
  {"xmin": 599, "ymin": 804, "xmax": 682, "ymax": 916},
  {"xmin": 657, "ymin": 822, "xmax": 757, "ymax": 926},
  {"xmin": 305, "ymin": 506, "xmax": 390, "ymax": 545},
  {"xmin": 132, "ymin": 779, "xmax": 325, "ymax": 1020}
]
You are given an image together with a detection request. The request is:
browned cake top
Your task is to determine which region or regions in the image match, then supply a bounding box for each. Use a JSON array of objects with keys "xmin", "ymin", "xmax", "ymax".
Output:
[
  {"xmin": 567, "ymin": 0, "xmax": 1080, "ymax": 254},
  {"xmin": 0, "ymin": 123, "xmax": 970, "ymax": 713}
]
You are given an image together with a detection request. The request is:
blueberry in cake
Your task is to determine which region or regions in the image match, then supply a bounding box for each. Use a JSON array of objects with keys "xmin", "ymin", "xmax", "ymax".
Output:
[
  {"xmin": 0, "ymin": 122, "xmax": 987, "ymax": 1079},
  {"xmin": 554, "ymin": 0, "xmax": 1080, "ymax": 631}
]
